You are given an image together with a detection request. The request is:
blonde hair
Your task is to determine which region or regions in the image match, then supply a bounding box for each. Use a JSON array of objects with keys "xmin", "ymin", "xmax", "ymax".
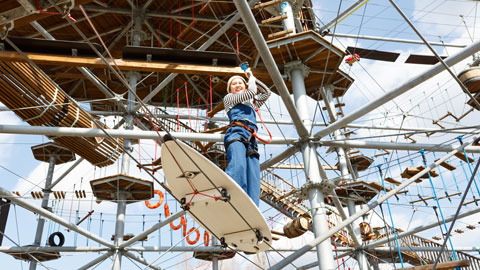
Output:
[{"xmin": 226, "ymin": 75, "xmax": 247, "ymax": 93}]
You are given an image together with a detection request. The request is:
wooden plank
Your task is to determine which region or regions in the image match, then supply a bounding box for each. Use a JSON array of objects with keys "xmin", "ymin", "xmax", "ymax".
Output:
[
  {"xmin": 435, "ymin": 159, "xmax": 456, "ymax": 171},
  {"xmin": 0, "ymin": 51, "xmax": 271, "ymax": 79},
  {"xmin": 384, "ymin": 177, "xmax": 401, "ymax": 185},
  {"xmin": 454, "ymin": 152, "xmax": 474, "ymax": 163},
  {"xmin": 268, "ymin": 29, "xmax": 294, "ymax": 40},
  {"xmin": 395, "ymin": 259, "xmax": 469, "ymax": 270},
  {"xmin": 254, "ymin": 0, "xmax": 282, "ymax": 9},
  {"xmin": 262, "ymin": 14, "xmax": 288, "ymax": 25}
]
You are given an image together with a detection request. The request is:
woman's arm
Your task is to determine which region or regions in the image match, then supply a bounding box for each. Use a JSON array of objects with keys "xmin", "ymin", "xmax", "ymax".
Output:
[{"xmin": 254, "ymin": 80, "xmax": 271, "ymax": 108}]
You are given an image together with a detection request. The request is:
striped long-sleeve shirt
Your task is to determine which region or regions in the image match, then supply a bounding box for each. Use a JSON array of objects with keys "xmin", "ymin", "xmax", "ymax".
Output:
[{"xmin": 223, "ymin": 75, "xmax": 271, "ymax": 114}]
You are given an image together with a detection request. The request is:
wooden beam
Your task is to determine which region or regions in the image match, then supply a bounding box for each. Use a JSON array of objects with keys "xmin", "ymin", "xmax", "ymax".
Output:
[
  {"xmin": 0, "ymin": 51, "xmax": 271, "ymax": 78},
  {"xmin": 395, "ymin": 259, "xmax": 469, "ymax": 270}
]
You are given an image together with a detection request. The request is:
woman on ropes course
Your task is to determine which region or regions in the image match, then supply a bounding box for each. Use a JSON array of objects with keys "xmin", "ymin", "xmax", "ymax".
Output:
[{"xmin": 223, "ymin": 66, "xmax": 271, "ymax": 206}]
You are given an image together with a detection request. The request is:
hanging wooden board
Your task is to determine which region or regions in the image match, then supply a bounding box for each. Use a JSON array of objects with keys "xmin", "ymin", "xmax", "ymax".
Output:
[{"xmin": 161, "ymin": 139, "xmax": 272, "ymax": 253}]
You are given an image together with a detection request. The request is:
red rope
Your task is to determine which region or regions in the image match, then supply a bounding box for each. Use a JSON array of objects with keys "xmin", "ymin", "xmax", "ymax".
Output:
[
  {"xmin": 192, "ymin": 0, "xmax": 195, "ymax": 27},
  {"xmin": 34, "ymin": 0, "xmax": 76, "ymax": 22},
  {"xmin": 236, "ymin": 32, "xmax": 239, "ymax": 55},
  {"xmin": 158, "ymin": 20, "xmax": 161, "ymax": 48},
  {"xmin": 153, "ymin": 139, "xmax": 157, "ymax": 175},
  {"xmin": 176, "ymin": 88, "xmax": 180, "ymax": 132},
  {"xmin": 201, "ymin": 0, "xmax": 204, "ymax": 14},
  {"xmin": 178, "ymin": 3, "xmax": 182, "ymax": 40},
  {"xmin": 170, "ymin": 8, "xmax": 173, "ymax": 45},
  {"xmin": 209, "ymin": 76, "xmax": 213, "ymax": 112},
  {"xmin": 204, "ymin": 90, "xmax": 208, "ymax": 132},
  {"xmin": 254, "ymin": 108, "xmax": 272, "ymax": 144},
  {"xmin": 196, "ymin": 97, "xmax": 200, "ymax": 132},
  {"xmin": 184, "ymin": 82, "xmax": 192, "ymax": 128},
  {"xmin": 138, "ymin": 139, "xmax": 141, "ymax": 171}
]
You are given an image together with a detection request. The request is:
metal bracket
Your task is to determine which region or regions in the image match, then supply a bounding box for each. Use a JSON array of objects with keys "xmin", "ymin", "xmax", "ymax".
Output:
[
  {"xmin": 0, "ymin": 21, "xmax": 14, "ymax": 40},
  {"xmin": 284, "ymin": 60, "xmax": 310, "ymax": 80},
  {"xmin": 298, "ymin": 180, "xmax": 336, "ymax": 200}
]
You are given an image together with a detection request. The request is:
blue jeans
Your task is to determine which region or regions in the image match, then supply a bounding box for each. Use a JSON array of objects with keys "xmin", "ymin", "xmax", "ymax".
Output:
[{"xmin": 225, "ymin": 126, "xmax": 260, "ymax": 206}]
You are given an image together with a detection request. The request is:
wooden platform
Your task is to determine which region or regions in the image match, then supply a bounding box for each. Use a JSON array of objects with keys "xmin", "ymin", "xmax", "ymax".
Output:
[
  {"xmin": 2, "ymin": 245, "xmax": 60, "ymax": 262},
  {"xmin": 401, "ymin": 166, "xmax": 439, "ymax": 180},
  {"xmin": 31, "ymin": 142, "xmax": 75, "ymax": 165},
  {"xmin": 90, "ymin": 174, "xmax": 153, "ymax": 202},
  {"xmin": 266, "ymin": 30, "xmax": 354, "ymax": 100}
]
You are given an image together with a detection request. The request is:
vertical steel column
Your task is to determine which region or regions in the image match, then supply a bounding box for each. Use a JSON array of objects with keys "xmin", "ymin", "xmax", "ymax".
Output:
[
  {"xmin": 29, "ymin": 154, "xmax": 56, "ymax": 270},
  {"xmin": 322, "ymin": 86, "xmax": 368, "ymax": 270},
  {"xmin": 114, "ymin": 10, "xmax": 144, "ymax": 270},
  {"xmin": 347, "ymin": 201, "xmax": 369, "ymax": 270},
  {"xmin": 290, "ymin": 66, "xmax": 335, "ymax": 270},
  {"xmin": 280, "ymin": 1, "xmax": 296, "ymax": 34},
  {"xmin": 112, "ymin": 192, "xmax": 127, "ymax": 270}
]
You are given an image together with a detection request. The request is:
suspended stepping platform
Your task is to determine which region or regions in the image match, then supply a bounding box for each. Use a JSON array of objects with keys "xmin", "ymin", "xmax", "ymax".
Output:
[
  {"xmin": 395, "ymin": 260, "xmax": 470, "ymax": 270},
  {"xmin": 90, "ymin": 174, "xmax": 153, "ymax": 203},
  {"xmin": 438, "ymin": 192, "xmax": 461, "ymax": 200},
  {"xmin": 193, "ymin": 249, "xmax": 236, "ymax": 261},
  {"xmin": 454, "ymin": 152, "xmax": 474, "ymax": 163},
  {"xmin": 348, "ymin": 154, "xmax": 373, "ymax": 171},
  {"xmin": 2, "ymin": 245, "xmax": 60, "ymax": 262},
  {"xmin": 334, "ymin": 181, "xmax": 394, "ymax": 206},
  {"xmin": 454, "ymin": 229, "xmax": 464, "ymax": 234},
  {"xmin": 458, "ymin": 67, "xmax": 480, "ymax": 94},
  {"xmin": 31, "ymin": 142, "xmax": 75, "ymax": 165},
  {"xmin": 463, "ymin": 198, "xmax": 480, "ymax": 206},
  {"xmin": 435, "ymin": 159, "xmax": 456, "ymax": 171},
  {"xmin": 0, "ymin": 61, "xmax": 122, "ymax": 167},
  {"xmin": 432, "ymin": 236, "xmax": 442, "ymax": 241},
  {"xmin": 401, "ymin": 166, "xmax": 439, "ymax": 180},
  {"xmin": 466, "ymin": 225, "xmax": 476, "ymax": 230},
  {"xmin": 111, "ymin": 233, "xmax": 147, "ymax": 242},
  {"xmin": 384, "ymin": 177, "xmax": 402, "ymax": 185}
]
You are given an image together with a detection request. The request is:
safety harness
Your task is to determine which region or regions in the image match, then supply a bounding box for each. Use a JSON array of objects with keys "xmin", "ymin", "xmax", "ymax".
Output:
[{"xmin": 224, "ymin": 121, "xmax": 260, "ymax": 158}]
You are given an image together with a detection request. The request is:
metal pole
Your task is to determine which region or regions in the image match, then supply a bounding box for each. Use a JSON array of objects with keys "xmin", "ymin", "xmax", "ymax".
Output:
[
  {"xmin": 328, "ymin": 33, "xmax": 466, "ymax": 48},
  {"xmin": 120, "ymin": 210, "xmax": 185, "ymax": 248},
  {"xmin": 123, "ymin": 251, "xmax": 162, "ymax": 270},
  {"xmin": 289, "ymin": 64, "xmax": 335, "ymax": 270},
  {"xmin": 269, "ymin": 137, "xmax": 477, "ymax": 270},
  {"xmin": 112, "ymin": 10, "xmax": 144, "ymax": 268},
  {"xmin": 314, "ymin": 38, "xmax": 480, "ymax": 139},
  {"xmin": 78, "ymin": 252, "xmax": 113, "ymax": 270},
  {"xmin": 0, "ymin": 246, "xmax": 109, "ymax": 252},
  {"xmin": 366, "ymin": 205, "xmax": 480, "ymax": 248},
  {"xmin": 388, "ymin": 0, "xmax": 480, "ymax": 110},
  {"xmin": 30, "ymin": 154, "xmax": 56, "ymax": 270},
  {"xmin": 320, "ymin": 139, "xmax": 480, "ymax": 153},
  {"xmin": 0, "ymin": 124, "xmax": 296, "ymax": 145},
  {"xmin": 47, "ymin": 158, "xmax": 83, "ymax": 190},
  {"xmin": 232, "ymin": 0, "xmax": 309, "ymax": 138},
  {"xmin": 317, "ymin": 0, "xmax": 367, "ymax": 32},
  {"xmin": 0, "ymin": 187, "xmax": 115, "ymax": 248},
  {"xmin": 322, "ymin": 86, "xmax": 368, "ymax": 270},
  {"xmin": 30, "ymin": 21, "xmax": 127, "ymax": 113}
]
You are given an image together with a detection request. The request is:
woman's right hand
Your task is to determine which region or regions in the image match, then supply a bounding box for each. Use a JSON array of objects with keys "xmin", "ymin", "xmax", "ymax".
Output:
[{"xmin": 244, "ymin": 68, "xmax": 253, "ymax": 78}]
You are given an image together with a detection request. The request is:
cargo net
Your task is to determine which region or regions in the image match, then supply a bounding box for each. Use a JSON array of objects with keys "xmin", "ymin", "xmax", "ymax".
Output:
[{"xmin": 0, "ymin": 61, "xmax": 122, "ymax": 167}]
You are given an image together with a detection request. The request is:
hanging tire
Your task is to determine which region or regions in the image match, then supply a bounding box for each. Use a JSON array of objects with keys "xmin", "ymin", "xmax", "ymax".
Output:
[{"xmin": 48, "ymin": 232, "xmax": 65, "ymax": 247}]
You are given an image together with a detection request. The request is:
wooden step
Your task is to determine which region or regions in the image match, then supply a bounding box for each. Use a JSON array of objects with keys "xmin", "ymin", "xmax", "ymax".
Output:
[
  {"xmin": 254, "ymin": 0, "xmax": 282, "ymax": 9},
  {"xmin": 454, "ymin": 152, "xmax": 474, "ymax": 163},
  {"xmin": 435, "ymin": 159, "xmax": 456, "ymax": 171},
  {"xmin": 384, "ymin": 177, "xmax": 401, "ymax": 185},
  {"xmin": 262, "ymin": 14, "xmax": 288, "ymax": 24},
  {"xmin": 268, "ymin": 29, "xmax": 293, "ymax": 40}
]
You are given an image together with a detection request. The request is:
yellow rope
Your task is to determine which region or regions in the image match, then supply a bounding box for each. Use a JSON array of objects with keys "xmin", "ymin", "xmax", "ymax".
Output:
[{"xmin": 329, "ymin": 0, "xmax": 371, "ymax": 30}]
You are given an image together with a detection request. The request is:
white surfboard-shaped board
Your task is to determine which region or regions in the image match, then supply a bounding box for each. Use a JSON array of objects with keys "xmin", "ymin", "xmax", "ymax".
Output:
[{"xmin": 161, "ymin": 139, "xmax": 272, "ymax": 253}]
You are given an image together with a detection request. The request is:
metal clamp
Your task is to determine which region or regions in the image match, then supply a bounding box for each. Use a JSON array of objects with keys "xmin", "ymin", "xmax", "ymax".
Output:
[
  {"xmin": 297, "ymin": 181, "xmax": 336, "ymax": 200},
  {"xmin": 284, "ymin": 60, "xmax": 310, "ymax": 80}
]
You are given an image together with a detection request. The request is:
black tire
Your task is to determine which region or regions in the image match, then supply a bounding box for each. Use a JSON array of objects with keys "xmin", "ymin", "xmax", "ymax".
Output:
[
  {"xmin": 163, "ymin": 134, "xmax": 174, "ymax": 142},
  {"xmin": 48, "ymin": 232, "xmax": 65, "ymax": 247}
]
